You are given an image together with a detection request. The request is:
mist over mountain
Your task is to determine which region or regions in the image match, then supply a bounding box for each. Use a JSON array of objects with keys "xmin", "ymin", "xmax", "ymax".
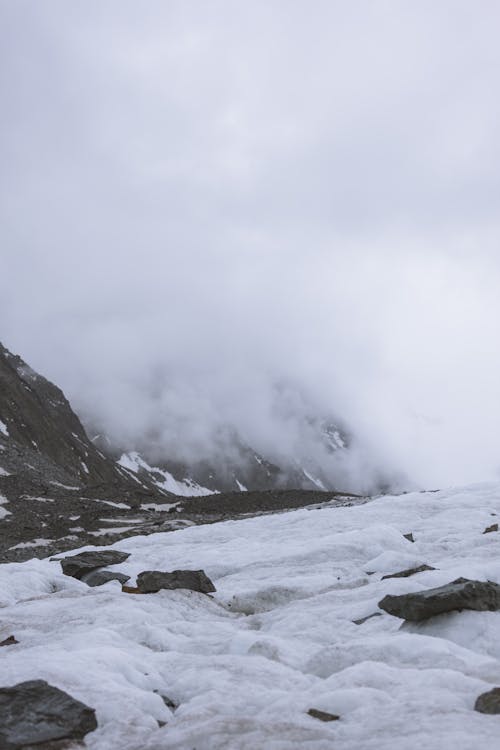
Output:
[{"xmin": 3, "ymin": 1, "xmax": 500, "ymax": 489}]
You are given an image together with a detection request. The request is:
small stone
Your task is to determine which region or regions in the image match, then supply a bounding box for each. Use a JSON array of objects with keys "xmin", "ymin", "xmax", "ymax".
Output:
[
  {"xmin": 81, "ymin": 570, "xmax": 130, "ymax": 587},
  {"xmin": 474, "ymin": 687, "xmax": 500, "ymax": 714},
  {"xmin": 136, "ymin": 569, "xmax": 216, "ymax": 594},
  {"xmin": 0, "ymin": 636, "xmax": 18, "ymax": 647},
  {"xmin": 483, "ymin": 524, "xmax": 498, "ymax": 534},
  {"xmin": 0, "ymin": 679, "xmax": 97, "ymax": 750},
  {"xmin": 352, "ymin": 612, "xmax": 383, "ymax": 625},
  {"xmin": 56, "ymin": 550, "xmax": 130, "ymax": 579},
  {"xmin": 379, "ymin": 577, "xmax": 500, "ymax": 622},
  {"xmin": 381, "ymin": 564, "xmax": 436, "ymax": 580},
  {"xmin": 122, "ymin": 585, "xmax": 143, "ymax": 594},
  {"xmin": 403, "ymin": 533, "xmax": 414, "ymax": 542},
  {"xmin": 307, "ymin": 708, "xmax": 340, "ymax": 722}
]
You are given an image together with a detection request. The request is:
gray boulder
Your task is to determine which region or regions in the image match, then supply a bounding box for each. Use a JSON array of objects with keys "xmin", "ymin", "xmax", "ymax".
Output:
[
  {"xmin": 81, "ymin": 570, "xmax": 130, "ymax": 587},
  {"xmin": 136, "ymin": 569, "xmax": 216, "ymax": 594},
  {"xmin": 0, "ymin": 679, "xmax": 97, "ymax": 750},
  {"xmin": 379, "ymin": 577, "xmax": 500, "ymax": 622},
  {"xmin": 475, "ymin": 687, "xmax": 500, "ymax": 714},
  {"xmin": 57, "ymin": 550, "xmax": 130, "ymax": 579}
]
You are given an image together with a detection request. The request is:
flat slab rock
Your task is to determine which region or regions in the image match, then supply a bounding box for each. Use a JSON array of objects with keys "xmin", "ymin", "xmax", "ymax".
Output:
[
  {"xmin": 55, "ymin": 550, "xmax": 130, "ymax": 580},
  {"xmin": 475, "ymin": 687, "xmax": 500, "ymax": 714},
  {"xmin": 136, "ymin": 569, "xmax": 216, "ymax": 594},
  {"xmin": 379, "ymin": 577, "xmax": 500, "ymax": 622},
  {"xmin": 0, "ymin": 679, "xmax": 97, "ymax": 750},
  {"xmin": 381, "ymin": 564, "xmax": 436, "ymax": 581}
]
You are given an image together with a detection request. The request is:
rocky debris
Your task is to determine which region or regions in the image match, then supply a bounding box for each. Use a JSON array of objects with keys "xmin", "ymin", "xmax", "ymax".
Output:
[
  {"xmin": 81, "ymin": 570, "xmax": 130, "ymax": 587},
  {"xmin": 56, "ymin": 550, "xmax": 130, "ymax": 579},
  {"xmin": 307, "ymin": 708, "xmax": 340, "ymax": 722},
  {"xmin": 403, "ymin": 532, "xmax": 415, "ymax": 542},
  {"xmin": 379, "ymin": 577, "xmax": 500, "ymax": 622},
  {"xmin": 0, "ymin": 636, "xmax": 18, "ymax": 647},
  {"xmin": 474, "ymin": 687, "xmax": 500, "ymax": 714},
  {"xmin": 153, "ymin": 690, "xmax": 178, "ymax": 711},
  {"xmin": 381, "ymin": 564, "xmax": 436, "ymax": 580},
  {"xmin": 352, "ymin": 612, "xmax": 383, "ymax": 625},
  {"xmin": 0, "ymin": 679, "xmax": 97, "ymax": 750},
  {"xmin": 136, "ymin": 569, "xmax": 216, "ymax": 594},
  {"xmin": 483, "ymin": 523, "xmax": 498, "ymax": 534}
]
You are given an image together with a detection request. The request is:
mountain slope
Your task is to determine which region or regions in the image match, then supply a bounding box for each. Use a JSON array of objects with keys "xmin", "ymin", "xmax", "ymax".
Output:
[{"xmin": 0, "ymin": 342, "xmax": 138, "ymax": 487}]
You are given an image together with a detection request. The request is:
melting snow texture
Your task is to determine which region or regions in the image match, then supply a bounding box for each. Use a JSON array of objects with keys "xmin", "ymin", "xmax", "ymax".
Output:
[{"xmin": 2, "ymin": 483, "xmax": 500, "ymax": 748}]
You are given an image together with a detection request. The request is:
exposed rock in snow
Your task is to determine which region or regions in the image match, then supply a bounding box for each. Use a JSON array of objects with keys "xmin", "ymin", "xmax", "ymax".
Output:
[
  {"xmin": 56, "ymin": 549, "xmax": 130, "ymax": 579},
  {"xmin": 307, "ymin": 708, "xmax": 340, "ymax": 722},
  {"xmin": 379, "ymin": 578, "xmax": 500, "ymax": 621},
  {"xmin": 483, "ymin": 523, "xmax": 498, "ymax": 534},
  {"xmin": 0, "ymin": 679, "xmax": 97, "ymax": 749},
  {"xmin": 381, "ymin": 564, "xmax": 436, "ymax": 581},
  {"xmin": 136, "ymin": 569, "xmax": 216, "ymax": 594},
  {"xmin": 475, "ymin": 687, "xmax": 500, "ymax": 714},
  {"xmin": 0, "ymin": 636, "xmax": 18, "ymax": 647}
]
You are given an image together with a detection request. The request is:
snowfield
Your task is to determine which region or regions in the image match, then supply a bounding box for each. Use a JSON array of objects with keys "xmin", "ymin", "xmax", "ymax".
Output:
[{"xmin": 2, "ymin": 483, "xmax": 500, "ymax": 748}]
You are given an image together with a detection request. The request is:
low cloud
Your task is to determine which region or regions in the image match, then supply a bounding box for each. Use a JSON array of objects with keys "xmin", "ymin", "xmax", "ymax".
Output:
[{"xmin": 2, "ymin": 1, "xmax": 500, "ymax": 490}]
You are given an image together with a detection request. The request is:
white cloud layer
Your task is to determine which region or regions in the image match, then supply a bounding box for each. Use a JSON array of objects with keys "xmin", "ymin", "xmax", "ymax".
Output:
[{"xmin": 2, "ymin": 1, "xmax": 500, "ymax": 488}]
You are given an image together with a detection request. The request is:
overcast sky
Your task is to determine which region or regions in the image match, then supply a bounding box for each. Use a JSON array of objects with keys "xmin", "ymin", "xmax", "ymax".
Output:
[{"xmin": 2, "ymin": 1, "xmax": 500, "ymax": 489}]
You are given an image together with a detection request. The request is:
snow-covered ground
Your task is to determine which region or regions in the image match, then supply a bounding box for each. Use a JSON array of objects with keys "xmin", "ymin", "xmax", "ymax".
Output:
[{"xmin": 2, "ymin": 482, "xmax": 500, "ymax": 748}]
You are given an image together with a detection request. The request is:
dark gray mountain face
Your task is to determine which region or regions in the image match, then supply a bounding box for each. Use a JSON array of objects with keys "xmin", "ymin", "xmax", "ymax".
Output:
[{"xmin": 0, "ymin": 343, "xmax": 133, "ymax": 487}]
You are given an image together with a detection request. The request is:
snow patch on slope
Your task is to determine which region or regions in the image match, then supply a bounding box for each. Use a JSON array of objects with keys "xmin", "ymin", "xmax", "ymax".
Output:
[
  {"xmin": 118, "ymin": 451, "xmax": 214, "ymax": 497},
  {"xmin": 0, "ymin": 493, "xmax": 11, "ymax": 519}
]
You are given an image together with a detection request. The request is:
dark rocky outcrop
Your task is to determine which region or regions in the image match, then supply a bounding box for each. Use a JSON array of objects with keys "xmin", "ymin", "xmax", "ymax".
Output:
[
  {"xmin": 136, "ymin": 569, "xmax": 216, "ymax": 594},
  {"xmin": 403, "ymin": 533, "xmax": 415, "ymax": 543},
  {"xmin": 307, "ymin": 708, "xmax": 340, "ymax": 722},
  {"xmin": 81, "ymin": 570, "xmax": 130, "ymax": 587},
  {"xmin": 56, "ymin": 550, "xmax": 130, "ymax": 579},
  {"xmin": 0, "ymin": 342, "xmax": 139, "ymax": 487},
  {"xmin": 0, "ymin": 679, "xmax": 97, "ymax": 750},
  {"xmin": 381, "ymin": 564, "xmax": 436, "ymax": 580},
  {"xmin": 379, "ymin": 578, "xmax": 500, "ymax": 621},
  {"xmin": 474, "ymin": 687, "xmax": 500, "ymax": 714}
]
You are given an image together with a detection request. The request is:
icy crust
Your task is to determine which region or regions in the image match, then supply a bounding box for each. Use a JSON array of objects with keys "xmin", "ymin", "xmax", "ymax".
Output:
[{"xmin": 2, "ymin": 483, "xmax": 500, "ymax": 748}]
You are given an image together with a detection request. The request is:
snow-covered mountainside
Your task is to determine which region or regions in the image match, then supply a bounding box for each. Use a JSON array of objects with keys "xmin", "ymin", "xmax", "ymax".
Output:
[
  {"xmin": 3, "ymin": 482, "xmax": 500, "ymax": 748},
  {"xmin": 94, "ymin": 420, "xmax": 352, "ymax": 496}
]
